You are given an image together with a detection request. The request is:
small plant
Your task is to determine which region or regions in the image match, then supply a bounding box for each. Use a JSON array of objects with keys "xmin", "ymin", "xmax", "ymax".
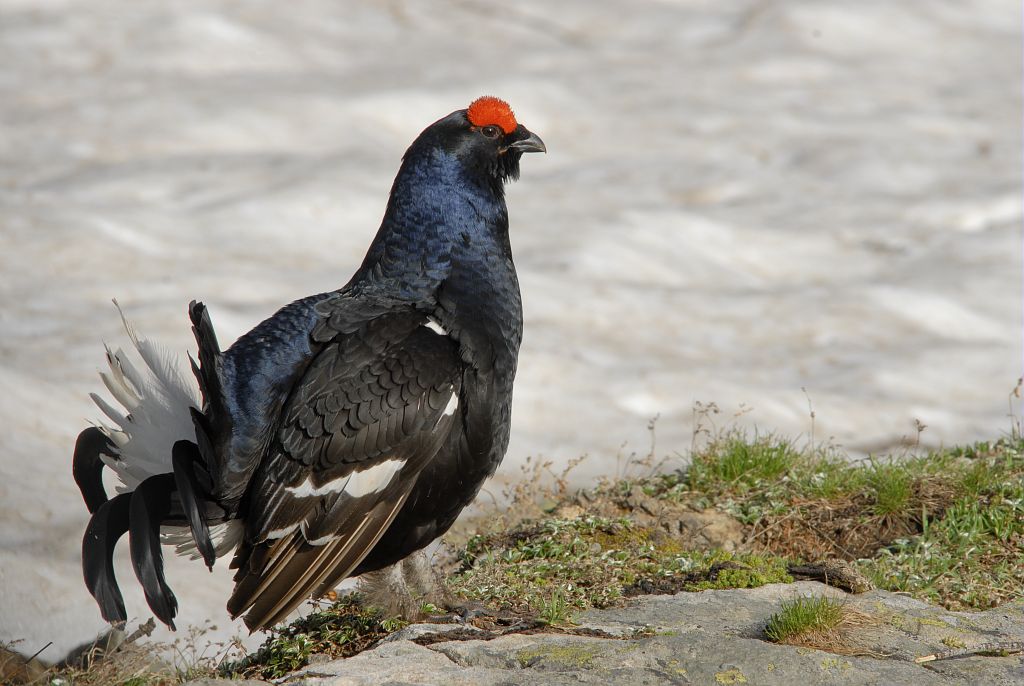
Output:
[
  {"xmin": 223, "ymin": 595, "xmax": 407, "ymax": 679},
  {"xmin": 687, "ymin": 433, "xmax": 800, "ymax": 493},
  {"xmin": 764, "ymin": 595, "xmax": 877, "ymax": 656},
  {"xmin": 537, "ymin": 588, "xmax": 572, "ymax": 624},
  {"xmin": 450, "ymin": 515, "xmax": 793, "ymax": 622},
  {"xmin": 765, "ymin": 596, "xmax": 845, "ymax": 643},
  {"xmin": 867, "ymin": 461, "xmax": 913, "ymax": 516}
]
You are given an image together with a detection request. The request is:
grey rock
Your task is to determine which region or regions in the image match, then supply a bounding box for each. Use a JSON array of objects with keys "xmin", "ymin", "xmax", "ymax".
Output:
[
  {"xmin": 192, "ymin": 584, "xmax": 1024, "ymax": 686},
  {"xmin": 380, "ymin": 622, "xmax": 488, "ymax": 644},
  {"xmin": 184, "ymin": 680, "xmax": 271, "ymax": 685},
  {"xmin": 577, "ymin": 580, "xmax": 848, "ymax": 636}
]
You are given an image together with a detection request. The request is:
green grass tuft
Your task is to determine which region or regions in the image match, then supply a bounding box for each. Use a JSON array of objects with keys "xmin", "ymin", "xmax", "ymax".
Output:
[
  {"xmin": 867, "ymin": 461, "xmax": 913, "ymax": 516},
  {"xmin": 687, "ymin": 433, "xmax": 801, "ymax": 493},
  {"xmin": 764, "ymin": 596, "xmax": 845, "ymax": 643}
]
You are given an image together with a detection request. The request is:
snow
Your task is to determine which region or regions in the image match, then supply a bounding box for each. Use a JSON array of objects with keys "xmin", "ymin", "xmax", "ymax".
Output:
[{"xmin": 0, "ymin": 0, "xmax": 1019, "ymax": 664}]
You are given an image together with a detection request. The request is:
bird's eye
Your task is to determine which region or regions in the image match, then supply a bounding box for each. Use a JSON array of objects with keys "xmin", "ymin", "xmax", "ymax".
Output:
[{"xmin": 480, "ymin": 125, "xmax": 501, "ymax": 139}]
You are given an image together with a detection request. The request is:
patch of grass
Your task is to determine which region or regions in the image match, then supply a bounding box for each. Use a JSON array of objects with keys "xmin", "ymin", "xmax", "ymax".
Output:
[
  {"xmin": 866, "ymin": 461, "xmax": 913, "ymax": 516},
  {"xmin": 36, "ymin": 621, "xmax": 242, "ymax": 686},
  {"xmin": 765, "ymin": 596, "xmax": 875, "ymax": 655},
  {"xmin": 765, "ymin": 596, "xmax": 845, "ymax": 642},
  {"xmin": 855, "ymin": 437, "xmax": 1024, "ymax": 610},
  {"xmin": 859, "ymin": 501, "xmax": 1024, "ymax": 610},
  {"xmin": 687, "ymin": 433, "xmax": 801, "ymax": 494},
  {"xmin": 40, "ymin": 643, "xmax": 176, "ymax": 686},
  {"xmin": 223, "ymin": 595, "xmax": 407, "ymax": 680},
  {"xmin": 454, "ymin": 430, "xmax": 1024, "ymax": 617},
  {"xmin": 450, "ymin": 516, "xmax": 792, "ymax": 622}
]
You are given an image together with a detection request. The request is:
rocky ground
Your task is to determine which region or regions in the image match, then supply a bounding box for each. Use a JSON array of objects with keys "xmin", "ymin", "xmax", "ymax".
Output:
[
  {"xmin": 7, "ymin": 435, "xmax": 1021, "ymax": 685},
  {"xmin": 181, "ymin": 582, "xmax": 1024, "ymax": 685}
]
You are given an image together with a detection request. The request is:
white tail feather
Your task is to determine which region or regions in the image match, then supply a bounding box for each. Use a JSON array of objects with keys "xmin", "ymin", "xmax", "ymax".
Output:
[
  {"xmin": 90, "ymin": 392, "xmax": 129, "ymax": 427},
  {"xmin": 100, "ymin": 346, "xmax": 141, "ymax": 410},
  {"xmin": 92, "ymin": 306, "xmax": 224, "ymax": 555}
]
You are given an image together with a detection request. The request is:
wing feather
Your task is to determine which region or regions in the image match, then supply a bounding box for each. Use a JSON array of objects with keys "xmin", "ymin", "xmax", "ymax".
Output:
[
  {"xmin": 227, "ymin": 309, "xmax": 464, "ymax": 629},
  {"xmin": 241, "ymin": 491, "xmax": 411, "ymax": 629}
]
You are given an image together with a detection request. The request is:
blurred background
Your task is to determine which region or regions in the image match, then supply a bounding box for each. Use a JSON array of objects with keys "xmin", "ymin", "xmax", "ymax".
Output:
[{"xmin": 0, "ymin": 0, "xmax": 1019, "ymax": 664}]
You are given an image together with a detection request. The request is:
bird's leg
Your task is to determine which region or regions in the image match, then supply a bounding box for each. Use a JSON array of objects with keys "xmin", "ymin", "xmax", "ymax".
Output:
[
  {"xmin": 400, "ymin": 549, "xmax": 454, "ymax": 611},
  {"xmin": 357, "ymin": 562, "xmax": 421, "ymax": 620},
  {"xmin": 400, "ymin": 551, "xmax": 501, "ymax": 623},
  {"xmin": 357, "ymin": 550, "xmax": 454, "ymax": 620}
]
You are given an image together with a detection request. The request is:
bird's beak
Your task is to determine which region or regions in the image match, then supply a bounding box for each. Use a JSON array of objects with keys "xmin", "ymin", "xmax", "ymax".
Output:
[{"xmin": 507, "ymin": 130, "xmax": 547, "ymax": 154}]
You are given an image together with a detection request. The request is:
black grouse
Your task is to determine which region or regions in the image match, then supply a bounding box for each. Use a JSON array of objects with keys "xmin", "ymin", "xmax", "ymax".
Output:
[{"xmin": 73, "ymin": 96, "xmax": 545, "ymax": 631}]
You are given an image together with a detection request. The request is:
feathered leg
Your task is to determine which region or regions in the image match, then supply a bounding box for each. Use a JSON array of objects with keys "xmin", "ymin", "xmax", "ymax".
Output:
[
  {"xmin": 128, "ymin": 473, "xmax": 178, "ymax": 629},
  {"xmin": 73, "ymin": 427, "xmax": 116, "ymax": 514},
  {"xmin": 401, "ymin": 550, "xmax": 453, "ymax": 609},
  {"xmin": 171, "ymin": 440, "xmax": 216, "ymax": 570},
  {"xmin": 82, "ymin": 492, "xmax": 132, "ymax": 623},
  {"xmin": 357, "ymin": 550, "xmax": 452, "ymax": 619}
]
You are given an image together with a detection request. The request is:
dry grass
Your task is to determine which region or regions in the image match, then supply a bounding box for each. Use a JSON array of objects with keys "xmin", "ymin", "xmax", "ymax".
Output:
[
  {"xmin": 749, "ymin": 474, "xmax": 958, "ymax": 561},
  {"xmin": 39, "ymin": 640, "xmax": 176, "ymax": 686}
]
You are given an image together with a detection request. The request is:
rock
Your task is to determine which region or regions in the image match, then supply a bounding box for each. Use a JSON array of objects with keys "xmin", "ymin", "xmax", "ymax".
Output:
[
  {"xmin": 670, "ymin": 509, "xmax": 747, "ymax": 552},
  {"xmin": 381, "ymin": 622, "xmax": 488, "ymax": 643},
  {"xmin": 192, "ymin": 584, "xmax": 1024, "ymax": 685},
  {"xmin": 578, "ymin": 484, "xmax": 748, "ymax": 553},
  {"xmin": 788, "ymin": 560, "xmax": 874, "ymax": 593}
]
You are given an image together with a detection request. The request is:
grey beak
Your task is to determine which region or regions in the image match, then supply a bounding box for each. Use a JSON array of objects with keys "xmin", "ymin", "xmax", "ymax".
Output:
[{"xmin": 508, "ymin": 131, "xmax": 547, "ymax": 154}]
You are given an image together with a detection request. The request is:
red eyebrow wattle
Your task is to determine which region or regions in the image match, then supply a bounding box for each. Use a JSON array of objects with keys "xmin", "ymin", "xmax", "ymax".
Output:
[{"xmin": 467, "ymin": 96, "xmax": 517, "ymax": 134}]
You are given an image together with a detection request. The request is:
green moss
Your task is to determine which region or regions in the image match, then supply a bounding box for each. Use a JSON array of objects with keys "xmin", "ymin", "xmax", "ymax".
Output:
[
  {"xmin": 515, "ymin": 643, "xmax": 602, "ymax": 668},
  {"xmin": 714, "ymin": 667, "xmax": 748, "ymax": 683},
  {"xmin": 683, "ymin": 553, "xmax": 792, "ymax": 591},
  {"xmin": 915, "ymin": 617, "xmax": 953, "ymax": 628},
  {"xmin": 820, "ymin": 657, "xmax": 852, "ymax": 672},
  {"xmin": 942, "ymin": 636, "xmax": 967, "ymax": 649}
]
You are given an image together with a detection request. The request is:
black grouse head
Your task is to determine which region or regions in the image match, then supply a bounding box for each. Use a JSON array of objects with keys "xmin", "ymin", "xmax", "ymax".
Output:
[{"xmin": 409, "ymin": 96, "xmax": 546, "ymax": 193}]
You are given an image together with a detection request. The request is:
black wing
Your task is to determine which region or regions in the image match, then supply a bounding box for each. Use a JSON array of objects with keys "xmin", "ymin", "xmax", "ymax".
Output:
[{"xmin": 226, "ymin": 305, "xmax": 463, "ymax": 629}]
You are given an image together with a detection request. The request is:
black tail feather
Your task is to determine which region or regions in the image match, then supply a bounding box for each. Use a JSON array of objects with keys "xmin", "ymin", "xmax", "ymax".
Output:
[
  {"xmin": 73, "ymin": 427, "xmax": 115, "ymax": 514},
  {"xmin": 129, "ymin": 474, "xmax": 179, "ymax": 629},
  {"xmin": 188, "ymin": 301, "xmax": 224, "ymax": 420},
  {"xmin": 189, "ymin": 406, "xmax": 218, "ymax": 491},
  {"xmin": 172, "ymin": 440, "xmax": 216, "ymax": 570},
  {"xmin": 189, "ymin": 300, "xmax": 236, "ymax": 508},
  {"xmin": 82, "ymin": 492, "xmax": 132, "ymax": 624},
  {"xmin": 188, "ymin": 300, "xmax": 222, "ymax": 376}
]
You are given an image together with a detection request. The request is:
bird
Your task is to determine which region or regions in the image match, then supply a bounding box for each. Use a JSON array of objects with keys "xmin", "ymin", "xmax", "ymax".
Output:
[{"xmin": 72, "ymin": 96, "xmax": 545, "ymax": 632}]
